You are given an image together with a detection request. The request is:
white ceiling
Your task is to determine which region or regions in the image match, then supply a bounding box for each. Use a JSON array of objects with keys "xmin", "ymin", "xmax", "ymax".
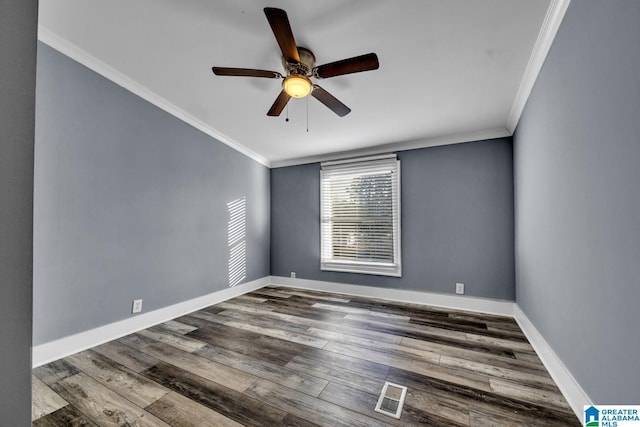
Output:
[{"xmin": 38, "ymin": 0, "xmax": 568, "ymax": 167}]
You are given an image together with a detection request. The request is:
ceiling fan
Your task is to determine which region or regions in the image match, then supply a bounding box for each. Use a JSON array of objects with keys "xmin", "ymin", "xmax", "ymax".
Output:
[{"xmin": 212, "ymin": 7, "xmax": 379, "ymax": 117}]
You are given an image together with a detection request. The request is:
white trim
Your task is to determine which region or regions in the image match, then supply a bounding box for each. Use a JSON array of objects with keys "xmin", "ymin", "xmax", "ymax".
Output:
[
  {"xmin": 273, "ymin": 276, "xmax": 588, "ymax": 420},
  {"xmin": 506, "ymin": 0, "xmax": 571, "ymax": 132},
  {"xmin": 37, "ymin": 26, "xmax": 270, "ymax": 168},
  {"xmin": 321, "ymin": 153, "xmax": 397, "ymax": 167},
  {"xmin": 36, "ymin": 24, "xmax": 521, "ymax": 169},
  {"xmin": 320, "ymin": 156, "xmax": 402, "ymax": 278},
  {"xmin": 32, "ymin": 276, "xmax": 270, "ymax": 368},
  {"xmin": 269, "ymin": 276, "xmax": 515, "ymax": 317},
  {"xmin": 320, "ymin": 263, "xmax": 402, "ymax": 277},
  {"xmin": 270, "ymin": 128, "xmax": 511, "ymax": 168},
  {"xmin": 513, "ymin": 305, "xmax": 591, "ymax": 420},
  {"xmin": 38, "ymin": 0, "xmax": 570, "ymax": 170},
  {"xmin": 32, "ymin": 271, "xmax": 589, "ymax": 422}
]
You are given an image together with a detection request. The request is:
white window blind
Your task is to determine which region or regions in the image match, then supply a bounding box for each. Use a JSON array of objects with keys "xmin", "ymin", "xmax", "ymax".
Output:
[{"xmin": 320, "ymin": 154, "xmax": 401, "ymax": 276}]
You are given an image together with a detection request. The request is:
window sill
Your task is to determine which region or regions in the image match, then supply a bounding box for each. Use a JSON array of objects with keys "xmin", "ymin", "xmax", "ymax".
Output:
[{"xmin": 321, "ymin": 261, "xmax": 402, "ymax": 277}]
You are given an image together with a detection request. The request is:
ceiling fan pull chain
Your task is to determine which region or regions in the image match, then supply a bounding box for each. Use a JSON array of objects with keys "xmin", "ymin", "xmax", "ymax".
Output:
[
  {"xmin": 286, "ymin": 104, "xmax": 289, "ymax": 122},
  {"xmin": 306, "ymin": 96, "xmax": 309, "ymax": 133}
]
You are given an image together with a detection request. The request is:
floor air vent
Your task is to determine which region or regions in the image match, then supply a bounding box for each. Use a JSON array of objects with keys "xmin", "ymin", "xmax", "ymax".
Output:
[{"xmin": 374, "ymin": 382, "xmax": 407, "ymax": 419}]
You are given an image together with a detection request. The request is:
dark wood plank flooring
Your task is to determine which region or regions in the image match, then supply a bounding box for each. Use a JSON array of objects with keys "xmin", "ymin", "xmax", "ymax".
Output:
[{"xmin": 32, "ymin": 286, "xmax": 580, "ymax": 426}]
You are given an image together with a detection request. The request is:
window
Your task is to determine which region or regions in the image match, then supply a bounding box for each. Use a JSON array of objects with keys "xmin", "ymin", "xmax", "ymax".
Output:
[{"xmin": 320, "ymin": 154, "xmax": 401, "ymax": 276}]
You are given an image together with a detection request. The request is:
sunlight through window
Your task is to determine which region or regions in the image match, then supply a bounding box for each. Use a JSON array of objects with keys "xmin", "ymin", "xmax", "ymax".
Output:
[{"xmin": 227, "ymin": 197, "xmax": 246, "ymax": 287}]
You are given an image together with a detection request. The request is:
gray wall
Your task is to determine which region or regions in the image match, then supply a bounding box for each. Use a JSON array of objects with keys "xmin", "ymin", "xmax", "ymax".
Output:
[
  {"xmin": 271, "ymin": 138, "xmax": 515, "ymax": 300},
  {"xmin": 34, "ymin": 43, "xmax": 270, "ymax": 345},
  {"xmin": 514, "ymin": 0, "xmax": 640, "ymax": 403},
  {"xmin": 0, "ymin": 0, "xmax": 37, "ymax": 423}
]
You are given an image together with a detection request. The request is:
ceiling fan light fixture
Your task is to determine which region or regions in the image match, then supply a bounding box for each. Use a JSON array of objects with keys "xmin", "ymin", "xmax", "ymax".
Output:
[
  {"xmin": 283, "ymin": 74, "xmax": 312, "ymax": 98},
  {"xmin": 212, "ymin": 8, "xmax": 378, "ymax": 116}
]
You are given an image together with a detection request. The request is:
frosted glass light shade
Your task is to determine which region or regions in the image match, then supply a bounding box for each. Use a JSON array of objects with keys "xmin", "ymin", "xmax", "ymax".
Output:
[{"xmin": 283, "ymin": 75, "xmax": 312, "ymax": 98}]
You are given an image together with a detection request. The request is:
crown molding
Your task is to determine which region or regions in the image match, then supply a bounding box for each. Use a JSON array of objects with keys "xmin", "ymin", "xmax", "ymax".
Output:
[
  {"xmin": 506, "ymin": 0, "xmax": 571, "ymax": 133},
  {"xmin": 39, "ymin": 0, "xmax": 568, "ymax": 171},
  {"xmin": 270, "ymin": 127, "xmax": 511, "ymax": 168},
  {"xmin": 37, "ymin": 25, "xmax": 271, "ymax": 168}
]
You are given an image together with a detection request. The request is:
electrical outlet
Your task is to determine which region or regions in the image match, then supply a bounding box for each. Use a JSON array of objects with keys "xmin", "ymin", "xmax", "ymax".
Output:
[
  {"xmin": 290, "ymin": 272, "xmax": 296, "ymax": 279},
  {"xmin": 456, "ymin": 283, "xmax": 464, "ymax": 295},
  {"xmin": 132, "ymin": 299, "xmax": 143, "ymax": 313}
]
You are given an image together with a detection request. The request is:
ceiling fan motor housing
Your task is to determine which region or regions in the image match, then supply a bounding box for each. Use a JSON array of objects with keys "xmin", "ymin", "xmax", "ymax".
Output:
[{"xmin": 283, "ymin": 46, "xmax": 316, "ymax": 76}]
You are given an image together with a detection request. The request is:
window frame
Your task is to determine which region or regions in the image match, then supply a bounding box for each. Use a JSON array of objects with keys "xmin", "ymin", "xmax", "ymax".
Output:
[{"xmin": 320, "ymin": 154, "xmax": 402, "ymax": 277}]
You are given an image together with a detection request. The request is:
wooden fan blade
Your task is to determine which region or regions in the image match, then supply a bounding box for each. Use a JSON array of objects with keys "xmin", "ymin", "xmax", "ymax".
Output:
[
  {"xmin": 267, "ymin": 90, "xmax": 292, "ymax": 116},
  {"xmin": 212, "ymin": 67, "xmax": 282, "ymax": 79},
  {"xmin": 313, "ymin": 53, "xmax": 379, "ymax": 79},
  {"xmin": 311, "ymin": 85, "xmax": 351, "ymax": 117},
  {"xmin": 264, "ymin": 8, "xmax": 300, "ymax": 64}
]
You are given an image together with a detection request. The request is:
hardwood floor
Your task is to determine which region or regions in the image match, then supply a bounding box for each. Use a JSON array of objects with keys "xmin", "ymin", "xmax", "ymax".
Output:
[{"xmin": 32, "ymin": 286, "xmax": 580, "ymax": 426}]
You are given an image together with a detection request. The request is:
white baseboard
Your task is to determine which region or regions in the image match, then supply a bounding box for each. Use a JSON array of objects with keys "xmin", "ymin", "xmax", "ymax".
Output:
[
  {"xmin": 514, "ymin": 305, "xmax": 591, "ymax": 419},
  {"xmin": 32, "ymin": 276, "xmax": 270, "ymax": 367},
  {"xmin": 269, "ymin": 276, "xmax": 515, "ymax": 317},
  {"xmin": 271, "ymin": 275, "xmax": 589, "ymax": 419},
  {"xmin": 32, "ymin": 273, "xmax": 589, "ymax": 422}
]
